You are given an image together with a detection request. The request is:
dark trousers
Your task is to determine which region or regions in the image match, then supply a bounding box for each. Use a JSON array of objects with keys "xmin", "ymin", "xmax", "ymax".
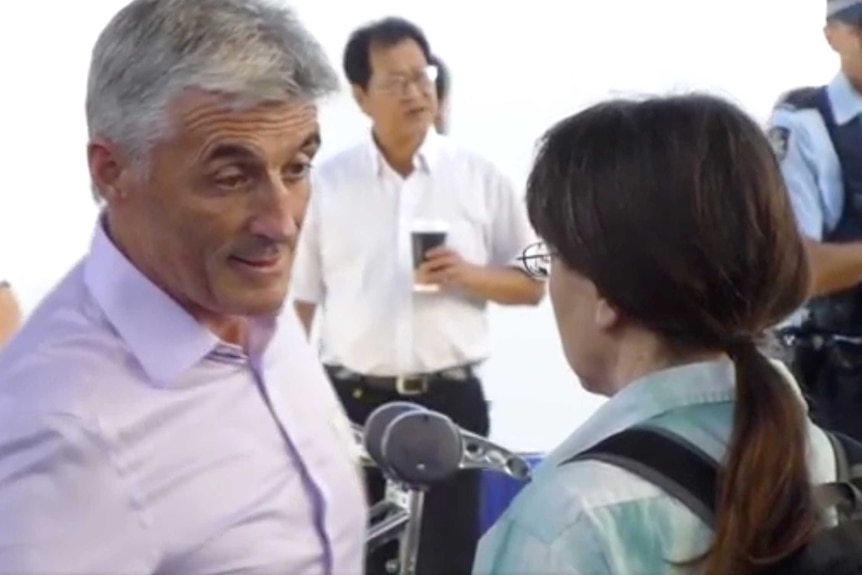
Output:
[
  {"xmin": 791, "ymin": 341, "xmax": 862, "ymax": 441},
  {"xmin": 328, "ymin": 369, "xmax": 491, "ymax": 575}
]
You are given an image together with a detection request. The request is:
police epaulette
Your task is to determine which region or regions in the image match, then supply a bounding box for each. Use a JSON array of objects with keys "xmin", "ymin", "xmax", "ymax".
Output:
[{"xmin": 775, "ymin": 86, "xmax": 822, "ymax": 110}]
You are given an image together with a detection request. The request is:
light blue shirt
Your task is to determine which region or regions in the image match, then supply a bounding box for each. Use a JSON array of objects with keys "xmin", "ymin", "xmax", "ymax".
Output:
[
  {"xmin": 0, "ymin": 220, "xmax": 368, "ymax": 574},
  {"xmin": 473, "ymin": 360, "xmax": 836, "ymax": 574},
  {"xmin": 769, "ymin": 72, "xmax": 862, "ymax": 240}
]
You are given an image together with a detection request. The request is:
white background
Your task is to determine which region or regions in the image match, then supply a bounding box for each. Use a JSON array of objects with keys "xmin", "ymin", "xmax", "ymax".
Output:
[{"xmin": 0, "ymin": 0, "xmax": 834, "ymax": 451}]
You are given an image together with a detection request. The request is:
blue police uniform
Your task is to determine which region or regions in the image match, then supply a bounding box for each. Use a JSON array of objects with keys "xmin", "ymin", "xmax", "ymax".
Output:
[
  {"xmin": 768, "ymin": 0, "xmax": 862, "ymax": 440},
  {"xmin": 769, "ymin": 73, "xmax": 861, "ymax": 247}
]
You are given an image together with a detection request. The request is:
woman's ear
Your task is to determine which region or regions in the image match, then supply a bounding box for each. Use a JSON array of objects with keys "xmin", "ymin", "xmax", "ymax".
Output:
[{"xmin": 594, "ymin": 295, "xmax": 619, "ymax": 331}]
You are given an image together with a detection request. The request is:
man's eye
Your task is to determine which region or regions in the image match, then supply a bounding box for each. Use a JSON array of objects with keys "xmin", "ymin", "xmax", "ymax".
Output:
[
  {"xmin": 284, "ymin": 162, "xmax": 313, "ymax": 181},
  {"xmin": 214, "ymin": 169, "xmax": 251, "ymax": 189}
]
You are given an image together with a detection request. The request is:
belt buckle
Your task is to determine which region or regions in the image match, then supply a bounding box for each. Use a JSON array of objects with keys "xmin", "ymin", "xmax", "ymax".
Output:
[{"xmin": 395, "ymin": 376, "xmax": 426, "ymax": 395}]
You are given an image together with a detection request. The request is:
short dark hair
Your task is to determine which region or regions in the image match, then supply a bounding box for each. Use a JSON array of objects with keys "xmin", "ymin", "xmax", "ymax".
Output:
[
  {"xmin": 342, "ymin": 17, "xmax": 432, "ymax": 89},
  {"xmin": 526, "ymin": 95, "xmax": 816, "ymax": 573},
  {"xmin": 429, "ymin": 54, "xmax": 449, "ymax": 101}
]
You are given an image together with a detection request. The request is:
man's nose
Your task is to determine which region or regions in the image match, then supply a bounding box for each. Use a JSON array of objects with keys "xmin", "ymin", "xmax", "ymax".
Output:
[
  {"xmin": 402, "ymin": 79, "xmax": 426, "ymax": 100},
  {"xmin": 249, "ymin": 180, "xmax": 302, "ymax": 241}
]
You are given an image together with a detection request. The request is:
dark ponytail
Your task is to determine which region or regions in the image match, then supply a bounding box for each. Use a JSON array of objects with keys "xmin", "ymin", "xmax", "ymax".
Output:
[{"xmin": 703, "ymin": 341, "xmax": 819, "ymax": 574}]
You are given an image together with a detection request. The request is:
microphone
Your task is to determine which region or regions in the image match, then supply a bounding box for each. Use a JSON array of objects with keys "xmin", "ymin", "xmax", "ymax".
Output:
[
  {"xmin": 360, "ymin": 403, "xmax": 533, "ymax": 573},
  {"xmin": 359, "ymin": 402, "xmax": 532, "ymax": 486},
  {"xmin": 363, "ymin": 402, "xmax": 463, "ymax": 487}
]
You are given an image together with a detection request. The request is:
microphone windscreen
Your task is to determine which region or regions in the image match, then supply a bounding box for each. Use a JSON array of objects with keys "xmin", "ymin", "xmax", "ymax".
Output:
[
  {"xmin": 382, "ymin": 410, "xmax": 463, "ymax": 485},
  {"xmin": 364, "ymin": 402, "xmax": 424, "ymax": 468}
]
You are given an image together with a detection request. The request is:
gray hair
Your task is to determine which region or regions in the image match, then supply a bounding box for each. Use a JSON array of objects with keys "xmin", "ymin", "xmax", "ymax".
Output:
[{"xmin": 86, "ymin": 0, "xmax": 338, "ymax": 162}]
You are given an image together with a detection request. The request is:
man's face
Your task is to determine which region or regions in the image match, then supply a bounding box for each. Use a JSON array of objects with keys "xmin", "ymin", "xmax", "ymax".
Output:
[
  {"xmin": 826, "ymin": 20, "xmax": 862, "ymax": 68},
  {"xmin": 100, "ymin": 92, "xmax": 320, "ymax": 320},
  {"xmin": 356, "ymin": 39, "xmax": 438, "ymax": 139}
]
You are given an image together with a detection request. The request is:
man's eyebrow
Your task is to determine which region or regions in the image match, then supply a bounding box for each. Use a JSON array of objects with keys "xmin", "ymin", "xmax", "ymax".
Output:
[
  {"xmin": 301, "ymin": 132, "xmax": 322, "ymax": 152},
  {"xmin": 201, "ymin": 143, "xmax": 261, "ymax": 163}
]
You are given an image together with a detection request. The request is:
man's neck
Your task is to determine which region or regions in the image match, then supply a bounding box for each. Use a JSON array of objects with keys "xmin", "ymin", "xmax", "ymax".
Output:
[
  {"xmin": 373, "ymin": 129, "xmax": 426, "ymax": 177},
  {"xmin": 841, "ymin": 64, "xmax": 862, "ymax": 94},
  {"xmin": 104, "ymin": 212, "xmax": 249, "ymax": 347}
]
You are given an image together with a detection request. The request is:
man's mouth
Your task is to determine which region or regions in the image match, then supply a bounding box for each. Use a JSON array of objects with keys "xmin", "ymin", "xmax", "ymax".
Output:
[{"xmin": 229, "ymin": 254, "xmax": 282, "ymax": 269}]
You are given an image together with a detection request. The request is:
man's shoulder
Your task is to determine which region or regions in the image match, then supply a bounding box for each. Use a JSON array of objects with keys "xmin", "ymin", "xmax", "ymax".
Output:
[
  {"xmin": 308, "ymin": 144, "xmax": 371, "ymax": 202},
  {"xmin": 770, "ymin": 85, "xmax": 826, "ymax": 125},
  {"xmin": 316, "ymin": 142, "xmax": 369, "ymax": 177},
  {"xmin": 768, "ymin": 88, "xmax": 830, "ymax": 161},
  {"xmin": 774, "ymin": 86, "xmax": 823, "ymax": 112},
  {"xmin": 433, "ymin": 139, "xmax": 516, "ymax": 198},
  {"xmin": 0, "ymin": 276, "xmax": 131, "ymax": 415},
  {"xmin": 436, "ymin": 137, "xmax": 501, "ymax": 171}
]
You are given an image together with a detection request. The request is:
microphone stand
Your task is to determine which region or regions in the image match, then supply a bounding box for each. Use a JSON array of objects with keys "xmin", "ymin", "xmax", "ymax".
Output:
[
  {"xmin": 355, "ymin": 421, "xmax": 531, "ymax": 575},
  {"xmin": 361, "ymin": 438, "xmax": 426, "ymax": 575},
  {"xmin": 397, "ymin": 486, "xmax": 425, "ymax": 575},
  {"xmin": 362, "ymin": 479, "xmax": 426, "ymax": 575}
]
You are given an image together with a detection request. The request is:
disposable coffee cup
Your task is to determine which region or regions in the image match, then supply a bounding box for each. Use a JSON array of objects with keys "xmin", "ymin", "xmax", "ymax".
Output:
[{"xmin": 411, "ymin": 220, "xmax": 449, "ymax": 292}]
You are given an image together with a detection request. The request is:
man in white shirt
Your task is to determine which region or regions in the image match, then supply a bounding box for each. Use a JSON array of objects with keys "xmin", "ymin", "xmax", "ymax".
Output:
[
  {"xmin": 291, "ymin": 16, "xmax": 544, "ymax": 575},
  {"xmin": 0, "ymin": 1, "xmax": 367, "ymax": 573}
]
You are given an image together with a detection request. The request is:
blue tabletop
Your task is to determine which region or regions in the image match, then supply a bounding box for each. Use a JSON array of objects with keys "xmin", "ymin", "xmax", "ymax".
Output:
[{"xmin": 479, "ymin": 453, "xmax": 543, "ymax": 535}]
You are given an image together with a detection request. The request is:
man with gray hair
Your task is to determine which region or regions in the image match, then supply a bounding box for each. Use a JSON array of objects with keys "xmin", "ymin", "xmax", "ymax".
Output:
[{"xmin": 0, "ymin": 0, "xmax": 367, "ymax": 573}]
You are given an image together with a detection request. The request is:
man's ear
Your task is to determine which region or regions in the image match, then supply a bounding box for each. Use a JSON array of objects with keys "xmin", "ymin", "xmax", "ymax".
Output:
[
  {"xmin": 351, "ymin": 84, "xmax": 371, "ymax": 116},
  {"xmin": 87, "ymin": 138, "xmax": 129, "ymax": 204}
]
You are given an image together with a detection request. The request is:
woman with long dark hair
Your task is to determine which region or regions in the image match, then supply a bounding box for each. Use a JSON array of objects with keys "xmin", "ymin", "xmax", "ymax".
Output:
[{"xmin": 473, "ymin": 95, "xmax": 836, "ymax": 574}]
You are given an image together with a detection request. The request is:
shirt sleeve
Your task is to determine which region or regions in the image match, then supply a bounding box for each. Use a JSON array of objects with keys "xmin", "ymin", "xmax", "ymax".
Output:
[
  {"xmin": 485, "ymin": 167, "xmax": 539, "ymax": 268},
  {"xmin": 0, "ymin": 408, "xmax": 157, "ymax": 573},
  {"xmin": 290, "ymin": 175, "xmax": 326, "ymax": 304},
  {"xmin": 768, "ymin": 107, "xmax": 826, "ymax": 240}
]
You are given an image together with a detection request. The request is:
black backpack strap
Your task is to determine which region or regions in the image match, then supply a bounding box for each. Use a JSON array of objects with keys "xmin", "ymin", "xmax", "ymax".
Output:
[
  {"xmin": 563, "ymin": 427, "xmax": 862, "ymax": 527},
  {"xmin": 562, "ymin": 426, "xmax": 718, "ymax": 526}
]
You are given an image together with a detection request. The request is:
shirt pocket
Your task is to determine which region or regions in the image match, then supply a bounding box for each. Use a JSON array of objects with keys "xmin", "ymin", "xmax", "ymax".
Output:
[
  {"xmin": 446, "ymin": 203, "xmax": 490, "ymax": 265},
  {"xmin": 320, "ymin": 207, "xmax": 391, "ymax": 278}
]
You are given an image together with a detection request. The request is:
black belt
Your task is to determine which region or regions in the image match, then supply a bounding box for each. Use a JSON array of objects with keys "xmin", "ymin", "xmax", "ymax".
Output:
[{"xmin": 325, "ymin": 364, "xmax": 475, "ymax": 395}]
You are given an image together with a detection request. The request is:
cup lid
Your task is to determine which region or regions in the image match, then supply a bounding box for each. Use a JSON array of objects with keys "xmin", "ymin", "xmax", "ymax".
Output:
[{"xmin": 411, "ymin": 219, "xmax": 449, "ymax": 232}]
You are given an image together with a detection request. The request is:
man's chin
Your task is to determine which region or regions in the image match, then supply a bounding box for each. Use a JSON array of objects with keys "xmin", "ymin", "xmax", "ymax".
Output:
[{"xmin": 219, "ymin": 287, "xmax": 289, "ymax": 318}]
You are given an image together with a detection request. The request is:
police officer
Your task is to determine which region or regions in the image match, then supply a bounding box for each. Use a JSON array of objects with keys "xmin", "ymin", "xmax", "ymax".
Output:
[{"xmin": 769, "ymin": 0, "xmax": 862, "ymax": 441}]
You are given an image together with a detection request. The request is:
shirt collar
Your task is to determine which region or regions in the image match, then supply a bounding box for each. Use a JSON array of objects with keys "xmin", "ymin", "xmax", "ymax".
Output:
[
  {"xmin": 827, "ymin": 72, "xmax": 862, "ymax": 125},
  {"xmin": 365, "ymin": 128, "xmax": 441, "ymax": 176},
  {"xmin": 83, "ymin": 216, "xmax": 220, "ymax": 386},
  {"xmin": 538, "ymin": 358, "xmax": 805, "ymax": 473}
]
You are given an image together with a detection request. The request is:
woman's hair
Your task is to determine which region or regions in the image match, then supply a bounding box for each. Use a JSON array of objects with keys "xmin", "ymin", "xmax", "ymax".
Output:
[{"xmin": 527, "ymin": 94, "xmax": 817, "ymax": 574}]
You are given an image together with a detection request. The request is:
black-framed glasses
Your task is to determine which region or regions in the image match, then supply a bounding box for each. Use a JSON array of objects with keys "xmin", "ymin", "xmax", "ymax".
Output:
[
  {"xmin": 375, "ymin": 65, "xmax": 438, "ymax": 96},
  {"xmin": 517, "ymin": 241, "xmax": 552, "ymax": 279}
]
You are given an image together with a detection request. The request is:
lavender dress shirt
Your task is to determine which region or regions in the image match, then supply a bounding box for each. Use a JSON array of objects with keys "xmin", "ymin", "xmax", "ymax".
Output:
[{"xmin": 0, "ymin": 221, "xmax": 367, "ymax": 574}]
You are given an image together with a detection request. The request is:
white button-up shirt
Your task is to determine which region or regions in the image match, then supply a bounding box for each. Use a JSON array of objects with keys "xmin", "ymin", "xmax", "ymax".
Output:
[
  {"xmin": 291, "ymin": 130, "xmax": 536, "ymax": 376},
  {"xmin": 0, "ymin": 220, "xmax": 367, "ymax": 574}
]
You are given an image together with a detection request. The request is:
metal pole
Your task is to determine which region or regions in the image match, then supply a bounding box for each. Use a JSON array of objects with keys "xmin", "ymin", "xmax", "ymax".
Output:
[{"xmin": 396, "ymin": 489, "xmax": 426, "ymax": 575}]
